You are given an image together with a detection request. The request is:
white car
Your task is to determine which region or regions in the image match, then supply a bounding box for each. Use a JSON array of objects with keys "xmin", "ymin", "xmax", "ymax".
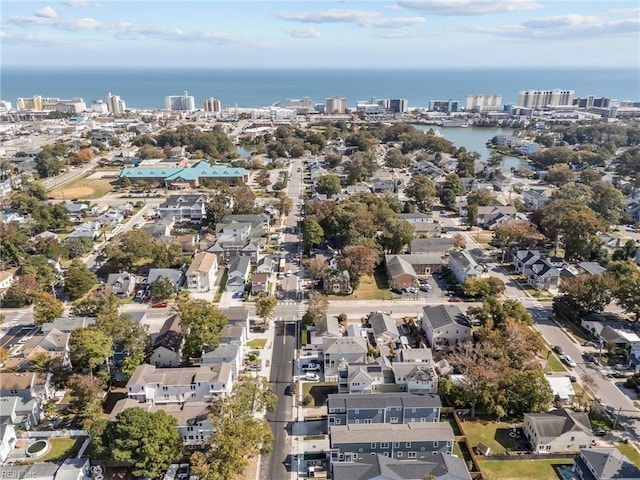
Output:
[
  {"xmin": 304, "ymin": 373, "xmax": 320, "ymax": 381},
  {"xmin": 563, "ymin": 355, "xmax": 577, "ymax": 367}
]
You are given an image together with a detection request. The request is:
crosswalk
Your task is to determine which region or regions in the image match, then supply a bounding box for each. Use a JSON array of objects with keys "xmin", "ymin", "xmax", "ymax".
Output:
[{"xmin": 276, "ymin": 300, "xmax": 306, "ymax": 321}]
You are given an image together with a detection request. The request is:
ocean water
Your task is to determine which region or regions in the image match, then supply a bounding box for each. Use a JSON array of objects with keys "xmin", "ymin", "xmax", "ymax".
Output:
[{"xmin": 1, "ymin": 68, "xmax": 638, "ymax": 110}]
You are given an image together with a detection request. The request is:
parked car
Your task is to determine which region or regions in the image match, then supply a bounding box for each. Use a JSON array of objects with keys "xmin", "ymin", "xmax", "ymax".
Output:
[
  {"xmin": 562, "ymin": 354, "xmax": 577, "ymax": 367},
  {"xmin": 568, "ymin": 375, "xmax": 578, "ymax": 383},
  {"xmin": 284, "ymin": 384, "xmax": 294, "ymax": 396},
  {"xmin": 152, "ymin": 301, "xmax": 168, "ymax": 308},
  {"xmin": 593, "ymin": 427, "xmax": 607, "ymax": 437},
  {"xmin": 448, "ymin": 297, "xmax": 463, "ymax": 302},
  {"xmin": 420, "ymin": 285, "xmax": 431, "ymax": 292},
  {"xmin": 248, "ymin": 363, "xmax": 262, "ymax": 371},
  {"xmin": 553, "ymin": 345, "xmax": 564, "ymax": 355},
  {"xmin": 304, "ymin": 373, "xmax": 319, "ymax": 381}
]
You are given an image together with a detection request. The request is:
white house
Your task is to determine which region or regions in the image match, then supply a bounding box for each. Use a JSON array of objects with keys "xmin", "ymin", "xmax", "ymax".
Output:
[
  {"xmin": 421, "ymin": 305, "xmax": 471, "ymax": 348},
  {"xmin": 0, "ymin": 424, "xmax": 17, "ymax": 464},
  {"xmin": 448, "ymin": 250, "xmax": 485, "ymax": 284},
  {"xmin": 185, "ymin": 252, "xmax": 218, "ymax": 292}
]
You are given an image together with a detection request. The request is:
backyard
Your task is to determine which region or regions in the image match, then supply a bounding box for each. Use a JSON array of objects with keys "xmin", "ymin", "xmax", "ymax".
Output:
[
  {"xmin": 302, "ymin": 382, "xmax": 337, "ymax": 408},
  {"xmin": 479, "ymin": 459, "xmax": 574, "ymax": 480},
  {"xmin": 21, "ymin": 437, "xmax": 84, "ymax": 464},
  {"xmin": 328, "ymin": 271, "xmax": 392, "ymax": 301},
  {"xmin": 461, "ymin": 420, "xmax": 520, "ymax": 455}
]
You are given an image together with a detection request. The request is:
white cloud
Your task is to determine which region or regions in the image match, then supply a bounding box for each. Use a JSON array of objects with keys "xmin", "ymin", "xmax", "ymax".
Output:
[
  {"xmin": 374, "ymin": 30, "xmax": 432, "ymax": 38},
  {"xmin": 283, "ymin": 26, "xmax": 322, "ymax": 38},
  {"xmin": 472, "ymin": 13, "xmax": 640, "ymax": 39},
  {"xmin": 277, "ymin": 8, "xmax": 425, "ymax": 29},
  {"xmin": 34, "ymin": 6, "xmax": 57, "ymax": 19},
  {"xmin": 277, "ymin": 9, "xmax": 380, "ymax": 25},
  {"xmin": 397, "ymin": 0, "xmax": 540, "ymax": 15},
  {"xmin": 62, "ymin": 0, "xmax": 91, "ymax": 7}
]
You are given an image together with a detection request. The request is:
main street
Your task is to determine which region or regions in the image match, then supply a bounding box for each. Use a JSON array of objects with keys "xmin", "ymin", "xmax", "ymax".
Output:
[{"xmin": 259, "ymin": 320, "xmax": 297, "ymax": 480}]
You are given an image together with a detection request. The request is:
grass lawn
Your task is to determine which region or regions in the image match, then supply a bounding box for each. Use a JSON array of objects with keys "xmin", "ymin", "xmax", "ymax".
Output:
[
  {"xmin": 247, "ymin": 338, "xmax": 267, "ymax": 349},
  {"xmin": 479, "ymin": 459, "xmax": 573, "ymax": 480},
  {"xmin": 327, "ymin": 273, "xmax": 392, "ymax": 301},
  {"xmin": 302, "ymin": 382, "xmax": 337, "ymax": 408},
  {"xmin": 590, "ymin": 411, "xmax": 615, "ymax": 430},
  {"xmin": 544, "ymin": 350, "xmax": 568, "ymax": 372},
  {"xmin": 49, "ymin": 172, "xmax": 115, "ymax": 199},
  {"xmin": 617, "ymin": 443, "xmax": 640, "ymax": 468},
  {"xmin": 22, "ymin": 437, "xmax": 84, "ymax": 464},
  {"xmin": 461, "ymin": 420, "xmax": 517, "ymax": 454}
]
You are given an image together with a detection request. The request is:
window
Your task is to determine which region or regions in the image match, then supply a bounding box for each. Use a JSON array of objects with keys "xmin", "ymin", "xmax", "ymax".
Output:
[
  {"xmin": 355, "ymin": 419, "xmax": 360, "ymax": 424},
  {"xmin": 352, "ymin": 454, "xmax": 358, "ymax": 460},
  {"xmin": 421, "ymin": 447, "xmax": 425, "ymax": 451},
  {"xmin": 406, "ymin": 442, "xmax": 411, "ymax": 448},
  {"xmin": 355, "ymin": 410, "xmax": 359, "ymax": 414},
  {"xmin": 433, "ymin": 441, "xmax": 438, "ymax": 447},
  {"xmin": 408, "ymin": 452, "xmax": 417, "ymax": 459},
  {"xmin": 390, "ymin": 417, "xmax": 399, "ymax": 423},
  {"xmin": 335, "ymin": 419, "xmax": 341, "ymax": 425},
  {"xmin": 397, "ymin": 452, "xmax": 403, "ymax": 458},
  {"xmin": 358, "ymin": 448, "xmax": 363, "ymax": 453},
  {"xmin": 380, "ymin": 443, "xmax": 389, "ymax": 449},
  {"xmin": 371, "ymin": 443, "xmax": 376, "ymax": 449},
  {"xmin": 364, "ymin": 419, "xmax": 372, "ymax": 424},
  {"xmin": 394, "ymin": 442, "xmax": 400, "ymax": 448},
  {"xmin": 383, "ymin": 452, "xmax": 389, "ymax": 457}
]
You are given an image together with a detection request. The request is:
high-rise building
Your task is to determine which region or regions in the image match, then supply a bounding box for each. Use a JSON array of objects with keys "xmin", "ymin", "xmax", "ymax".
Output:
[
  {"xmin": 388, "ymin": 98, "xmax": 408, "ymax": 114},
  {"xmin": 165, "ymin": 91, "xmax": 196, "ymax": 111},
  {"xmin": 429, "ymin": 100, "xmax": 459, "ymax": 113},
  {"xmin": 325, "ymin": 97, "xmax": 347, "ymax": 114},
  {"xmin": 517, "ymin": 90, "xmax": 574, "ymax": 108},
  {"xmin": 91, "ymin": 99, "xmax": 109, "ymax": 114},
  {"xmin": 106, "ymin": 92, "xmax": 126, "ymax": 115},
  {"xmin": 465, "ymin": 94, "xmax": 503, "ymax": 112},
  {"xmin": 204, "ymin": 97, "xmax": 221, "ymax": 112}
]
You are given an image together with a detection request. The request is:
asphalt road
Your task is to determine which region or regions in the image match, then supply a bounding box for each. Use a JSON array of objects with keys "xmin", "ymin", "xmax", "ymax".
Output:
[{"xmin": 260, "ymin": 320, "xmax": 296, "ymax": 480}]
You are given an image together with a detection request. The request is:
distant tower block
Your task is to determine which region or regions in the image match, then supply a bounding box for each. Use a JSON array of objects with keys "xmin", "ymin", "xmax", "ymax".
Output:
[{"xmin": 204, "ymin": 97, "xmax": 221, "ymax": 112}]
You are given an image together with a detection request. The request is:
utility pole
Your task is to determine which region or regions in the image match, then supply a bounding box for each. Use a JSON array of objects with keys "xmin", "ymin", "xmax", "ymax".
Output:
[{"xmin": 613, "ymin": 406, "xmax": 622, "ymax": 431}]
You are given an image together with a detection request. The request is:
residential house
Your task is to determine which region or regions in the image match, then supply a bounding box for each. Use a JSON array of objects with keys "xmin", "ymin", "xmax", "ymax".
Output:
[
  {"xmin": 369, "ymin": 313, "xmax": 400, "ymax": 346},
  {"xmin": 219, "ymin": 306, "xmax": 250, "ymax": 333},
  {"xmin": 331, "ymin": 452, "xmax": 472, "ymax": 480},
  {"xmin": 0, "ymin": 424, "xmax": 17, "ymax": 464},
  {"xmin": 226, "ymin": 255, "xmax": 251, "ymax": 294},
  {"xmin": 0, "ymin": 269, "xmax": 16, "ymax": 293},
  {"xmin": 0, "ymin": 396, "xmax": 43, "ymax": 430},
  {"xmin": 323, "ymin": 337, "xmax": 368, "ymax": 378},
  {"xmin": 157, "ymin": 194, "xmax": 208, "ymax": 222},
  {"xmin": 385, "ymin": 255, "xmax": 417, "ymax": 290},
  {"xmin": 513, "ymin": 249, "xmax": 561, "ymax": 290},
  {"xmin": 185, "ymin": 252, "xmax": 218, "ymax": 292},
  {"xmin": 448, "ymin": 250, "xmax": 485, "ymax": 284},
  {"xmin": 329, "ymin": 423, "xmax": 454, "ymax": 461},
  {"xmin": 573, "ymin": 447, "xmax": 640, "ymax": 480},
  {"xmin": 14, "ymin": 328, "xmax": 71, "ymax": 370},
  {"xmin": 126, "ymin": 363, "xmax": 233, "ymax": 404},
  {"xmin": 323, "ymin": 270, "xmax": 352, "ymax": 295},
  {"xmin": 150, "ymin": 315, "xmax": 183, "ymax": 368},
  {"xmin": 106, "ymin": 271, "xmax": 138, "ymax": 297},
  {"xmin": 391, "ymin": 357, "xmax": 438, "ymax": 395},
  {"xmin": 476, "ymin": 205, "xmax": 518, "ymax": 228},
  {"xmin": 66, "ymin": 221, "xmax": 100, "ymax": 240},
  {"xmin": 144, "ymin": 214, "xmax": 175, "ymax": 242},
  {"xmin": 91, "ymin": 202, "xmax": 109, "ymax": 216},
  {"xmin": 96, "ymin": 208, "xmax": 124, "ymax": 225},
  {"xmin": 220, "ymin": 324, "xmax": 247, "ymax": 350},
  {"xmin": 63, "ymin": 202, "xmax": 88, "ymax": 216},
  {"xmin": 386, "ymin": 254, "xmax": 447, "ymax": 279},
  {"xmin": 372, "ymin": 178, "xmax": 397, "ymax": 194},
  {"xmin": 0, "ymin": 463, "xmax": 59, "ymax": 480},
  {"xmin": 110, "ymin": 398, "xmax": 213, "ymax": 451},
  {"xmin": 523, "ymin": 189, "xmax": 551, "ymax": 212},
  {"xmin": 0, "ymin": 372, "xmax": 54, "ymax": 401},
  {"xmin": 523, "ymin": 409, "xmax": 593, "ymax": 454},
  {"xmin": 250, "ymin": 272, "xmax": 270, "ymax": 296},
  {"xmin": 410, "ymin": 238, "xmax": 454, "ymax": 255},
  {"xmin": 421, "ymin": 305, "xmax": 471, "ymax": 348},
  {"xmin": 340, "ymin": 363, "xmax": 389, "ymax": 394},
  {"xmin": 314, "ymin": 315, "xmax": 342, "ymax": 339},
  {"xmin": 200, "ymin": 343, "xmax": 243, "ymax": 377},
  {"xmin": 148, "ymin": 268, "xmax": 184, "ymax": 291},
  {"xmin": 327, "ymin": 392, "xmax": 441, "ymax": 427}
]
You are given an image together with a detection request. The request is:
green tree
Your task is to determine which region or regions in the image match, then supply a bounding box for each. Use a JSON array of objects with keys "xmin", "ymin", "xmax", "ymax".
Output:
[
  {"xmin": 384, "ymin": 148, "xmax": 409, "ymax": 168},
  {"xmin": 19, "ymin": 255, "xmax": 58, "ymax": 291},
  {"xmin": 404, "ymin": 175, "xmax": 436, "ymax": 212},
  {"xmin": 303, "ymin": 292, "xmax": 329, "ymax": 327},
  {"xmin": 65, "ymin": 260, "xmax": 97, "ymax": 300},
  {"xmin": 177, "ymin": 300, "xmax": 228, "ymax": 361},
  {"xmin": 492, "ymin": 221, "xmax": 544, "ymax": 263},
  {"xmin": 302, "ymin": 219, "xmax": 324, "ymax": 252},
  {"xmin": 103, "ymin": 408, "xmax": 182, "ymax": 478},
  {"xmin": 546, "ymin": 163, "xmax": 576, "ymax": 185},
  {"xmin": 69, "ymin": 327, "xmax": 113, "ymax": 372},
  {"xmin": 315, "ymin": 174, "xmax": 342, "ymax": 196},
  {"xmin": 588, "ymin": 181, "xmax": 626, "ymax": 227},
  {"xmin": 553, "ymin": 274, "xmax": 614, "ymax": 319},
  {"xmin": 96, "ymin": 312, "xmax": 149, "ymax": 376},
  {"xmin": 0, "ymin": 223, "xmax": 28, "ymax": 268},
  {"xmin": 65, "ymin": 237, "xmax": 94, "ymax": 258},
  {"xmin": 378, "ymin": 217, "xmax": 413, "ymax": 254},
  {"xmin": 462, "ymin": 277, "xmax": 506, "ymax": 298},
  {"xmin": 27, "ymin": 352, "xmax": 52, "ymax": 373},
  {"xmin": 255, "ymin": 294, "xmax": 277, "ymax": 326},
  {"xmin": 33, "ymin": 292, "xmax": 64, "ymax": 325},
  {"xmin": 71, "ymin": 288, "xmax": 119, "ymax": 317},
  {"xmin": 102, "ymin": 229, "xmax": 159, "ymax": 271},
  {"xmin": 466, "ymin": 204, "xmax": 478, "ymax": 228},
  {"xmin": 607, "ymin": 261, "xmax": 640, "ymax": 320},
  {"xmin": 467, "ymin": 189, "xmax": 495, "ymax": 206},
  {"xmin": 149, "ymin": 276, "xmax": 175, "ymax": 302}
]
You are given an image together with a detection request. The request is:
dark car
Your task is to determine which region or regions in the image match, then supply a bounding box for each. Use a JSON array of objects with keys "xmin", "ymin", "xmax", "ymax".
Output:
[
  {"xmin": 593, "ymin": 428, "xmax": 607, "ymax": 437},
  {"xmin": 553, "ymin": 345, "xmax": 564, "ymax": 355},
  {"xmin": 284, "ymin": 385, "xmax": 294, "ymax": 396}
]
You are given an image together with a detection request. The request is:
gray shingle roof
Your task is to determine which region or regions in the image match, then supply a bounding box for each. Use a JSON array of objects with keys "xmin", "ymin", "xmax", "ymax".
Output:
[
  {"xmin": 578, "ymin": 447, "xmax": 640, "ymax": 480},
  {"xmin": 385, "ymin": 255, "xmax": 416, "ymax": 278},
  {"xmin": 422, "ymin": 305, "xmax": 470, "ymax": 330},
  {"xmin": 330, "ymin": 422, "xmax": 454, "ymax": 444},
  {"xmin": 524, "ymin": 409, "xmax": 592, "ymax": 441},
  {"xmin": 328, "ymin": 392, "xmax": 442, "ymax": 411}
]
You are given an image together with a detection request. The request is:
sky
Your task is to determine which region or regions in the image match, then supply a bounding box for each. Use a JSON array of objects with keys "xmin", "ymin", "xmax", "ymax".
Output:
[{"xmin": 1, "ymin": 0, "xmax": 639, "ymax": 69}]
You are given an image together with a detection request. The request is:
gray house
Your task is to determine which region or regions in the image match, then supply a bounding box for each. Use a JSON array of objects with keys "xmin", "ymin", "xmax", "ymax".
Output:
[
  {"xmin": 369, "ymin": 313, "xmax": 400, "ymax": 346},
  {"xmin": 573, "ymin": 448, "xmax": 640, "ymax": 480},
  {"xmin": 330, "ymin": 422, "xmax": 454, "ymax": 462},
  {"xmin": 331, "ymin": 452, "xmax": 472, "ymax": 480},
  {"xmin": 523, "ymin": 409, "xmax": 593, "ymax": 454},
  {"xmin": 421, "ymin": 305, "xmax": 471, "ymax": 348},
  {"xmin": 327, "ymin": 393, "xmax": 441, "ymax": 428},
  {"xmin": 323, "ymin": 337, "xmax": 368, "ymax": 379}
]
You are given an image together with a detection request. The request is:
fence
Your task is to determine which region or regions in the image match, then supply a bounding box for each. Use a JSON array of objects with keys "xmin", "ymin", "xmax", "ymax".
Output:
[
  {"xmin": 19, "ymin": 429, "xmax": 88, "ymax": 439},
  {"xmin": 487, "ymin": 452, "xmax": 577, "ymax": 461}
]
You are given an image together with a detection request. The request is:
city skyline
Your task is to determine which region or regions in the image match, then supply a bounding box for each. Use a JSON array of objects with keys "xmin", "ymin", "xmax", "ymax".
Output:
[{"xmin": 1, "ymin": 1, "xmax": 639, "ymax": 69}]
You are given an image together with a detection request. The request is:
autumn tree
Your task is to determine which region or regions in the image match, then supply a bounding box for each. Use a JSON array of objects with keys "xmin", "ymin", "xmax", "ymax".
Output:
[
  {"xmin": 33, "ymin": 292, "xmax": 64, "ymax": 325},
  {"xmin": 337, "ymin": 245, "xmax": 379, "ymax": 288},
  {"xmin": 303, "ymin": 291, "xmax": 329, "ymax": 327},
  {"xmin": 255, "ymin": 294, "xmax": 277, "ymax": 326},
  {"xmin": 102, "ymin": 229, "xmax": 159, "ymax": 271},
  {"xmin": 553, "ymin": 274, "xmax": 614, "ymax": 320},
  {"xmin": 2, "ymin": 275, "xmax": 40, "ymax": 307},
  {"xmin": 302, "ymin": 257, "xmax": 330, "ymax": 280},
  {"xmin": 68, "ymin": 373, "xmax": 104, "ymax": 422},
  {"xmin": 546, "ymin": 163, "xmax": 576, "ymax": 185},
  {"xmin": 492, "ymin": 220, "xmax": 544, "ymax": 263}
]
